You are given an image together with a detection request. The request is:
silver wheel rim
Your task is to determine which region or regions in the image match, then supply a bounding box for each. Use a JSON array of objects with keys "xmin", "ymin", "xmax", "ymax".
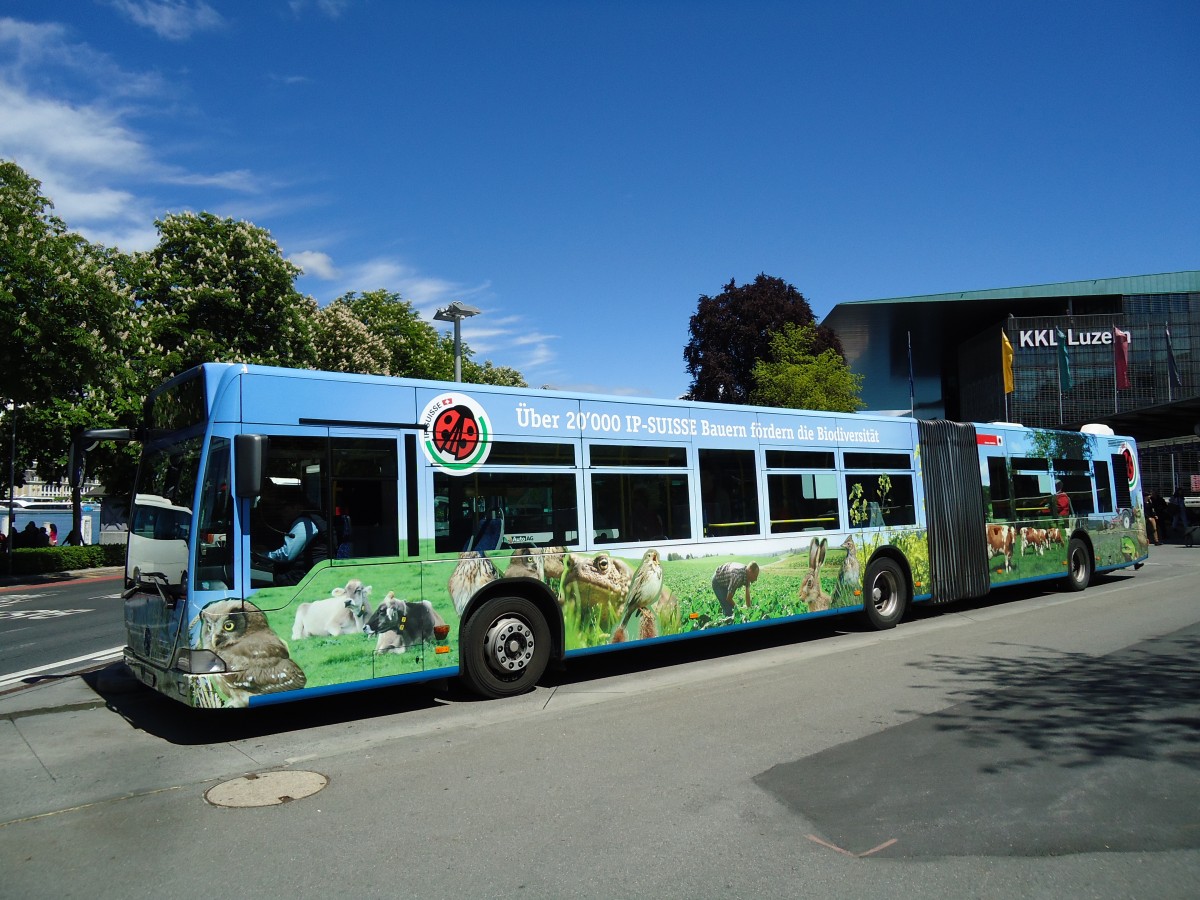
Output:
[
  {"xmin": 870, "ymin": 568, "xmax": 900, "ymax": 618},
  {"xmin": 484, "ymin": 615, "xmax": 536, "ymax": 678},
  {"xmin": 1071, "ymin": 547, "xmax": 1088, "ymax": 583}
]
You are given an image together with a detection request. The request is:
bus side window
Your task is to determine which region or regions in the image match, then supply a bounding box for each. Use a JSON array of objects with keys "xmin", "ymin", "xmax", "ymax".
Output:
[
  {"xmin": 1094, "ymin": 460, "xmax": 1113, "ymax": 513},
  {"xmin": 986, "ymin": 456, "xmax": 1013, "ymax": 520},
  {"xmin": 330, "ymin": 438, "xmax": 400, "ymax": 559},
  {"xmin": 434, "ymin": 470, "xmax": 580, "ymax": 553},
  {"xmin": 587, "ymin": 443, "xmax": 691, "ymax": 544},
  {"xmin": 767, "ymin": 472, "xmax": 841, "ymax": 533},
  {"xmin": 700, "ymin": 448, "xmax": 760, "ymax": 537},
  {"xmin": 844, "ymin": 473, "xmax": 916, "ymax": 528}
]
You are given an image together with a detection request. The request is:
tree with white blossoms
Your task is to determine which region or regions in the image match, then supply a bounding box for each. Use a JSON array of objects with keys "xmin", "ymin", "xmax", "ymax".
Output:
[
  {"xmin": 310, "ymin": 300, "xmax": 391, "ymax": 375},
  {"xmin": 325, "ymin": 290, "xmax": 526, "ymax": 386},
  {"xmin": 1, "ymin": 160, "xmax": 530, "ymax": 549},
  {"xmin": 133, "ymin": 211, "xmax": 319, "ymax": 383},
  {"xmin": 0, "ymin": 160, "xmax": 140, "ymax": 538}
]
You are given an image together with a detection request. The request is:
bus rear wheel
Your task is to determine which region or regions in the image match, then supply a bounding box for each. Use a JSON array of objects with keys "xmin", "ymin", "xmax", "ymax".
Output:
[
  {"xmin": 461, "ymin": 595, "xmax": 550, "ymax": 699},
  {"xmin": 861, "ymin": 557, "xmax": 908, "ymax": 630},
  {"xmin": 1063, "ymin": 537, "xmax": 1092, "ymax": 592}
]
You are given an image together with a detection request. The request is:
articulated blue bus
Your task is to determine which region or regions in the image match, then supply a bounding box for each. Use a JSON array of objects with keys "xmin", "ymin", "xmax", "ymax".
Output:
[{"xmin": 101, "ymin": 363, "xmax": 1146, "ymax": 708}]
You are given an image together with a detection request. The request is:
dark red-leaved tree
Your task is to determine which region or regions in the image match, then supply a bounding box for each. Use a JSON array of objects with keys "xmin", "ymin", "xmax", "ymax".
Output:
[{"xmin": 684, "ymin": 274, "xmax": 843, "ymax": 403}]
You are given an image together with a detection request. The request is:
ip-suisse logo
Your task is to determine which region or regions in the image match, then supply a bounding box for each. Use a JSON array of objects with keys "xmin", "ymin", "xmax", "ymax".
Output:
[{"xmin": 420, "ymin": 392, "xmax": 491, "ymax": 474}]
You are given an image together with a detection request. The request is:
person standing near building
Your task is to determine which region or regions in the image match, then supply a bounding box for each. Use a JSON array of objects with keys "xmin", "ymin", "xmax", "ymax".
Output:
[
  {"xmin": 1169, "ymin": 487, "xmax": 1190, "ymax": 536},
  {"xmin": 1144, "ymin": 494, "xmax": 1162, "ymax": 545}
]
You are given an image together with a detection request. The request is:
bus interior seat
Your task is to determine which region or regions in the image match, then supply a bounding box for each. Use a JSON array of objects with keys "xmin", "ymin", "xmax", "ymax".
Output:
[{"xmin": 467, "ymin": 499, "xmax": 505, "ymax": 552}]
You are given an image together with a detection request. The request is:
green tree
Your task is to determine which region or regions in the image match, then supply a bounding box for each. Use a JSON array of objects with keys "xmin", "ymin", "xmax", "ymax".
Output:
[
  {"xmin": 134, "ymin": 212, "xmax": 318, "ymax": 385},
  {"xmin": 684, "ymin": 274, "xmax": 843, "ymax": 403},
  {"xmin": 328, "ymin": 290, "xmax": 526, "ymax": 386},
  {"xmin": 464, "ymin": 358, "xmax": 527, "ymax": 387},
  {"xmin": 750, "ymin": 322, "xmax": 864, "ymax": 412},
  {"xmin": 329, "ymin": 290, "xmax": 449, "ymax": 378},
  {"xmin": 0, "ymin": 160, "xmax": 138, "ymax": 535}
]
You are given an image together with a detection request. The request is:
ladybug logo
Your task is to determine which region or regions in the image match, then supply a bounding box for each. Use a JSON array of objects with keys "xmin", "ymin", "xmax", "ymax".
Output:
[
  {"xmin": 1120, "ymin": 442, "xmax": 1138, "ymax": 490},
  {"xmin": 433, "ymin": 404, "xmax": 481, "ymax": 461},
  {"xmin": 421, "ymin": 393, "xmax": 491, "ymax": 473}
]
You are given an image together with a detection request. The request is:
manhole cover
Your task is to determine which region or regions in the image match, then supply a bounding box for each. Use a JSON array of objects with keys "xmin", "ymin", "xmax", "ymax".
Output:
[{"xmin": 205, "ymin": 771, "xmax": 328, "ymax": 808}]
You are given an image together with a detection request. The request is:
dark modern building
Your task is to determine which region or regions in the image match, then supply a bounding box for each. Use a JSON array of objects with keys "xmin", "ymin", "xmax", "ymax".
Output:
[{"xmin": 821, "ymin": 271, "xmax": 1200, "ymax": 498}]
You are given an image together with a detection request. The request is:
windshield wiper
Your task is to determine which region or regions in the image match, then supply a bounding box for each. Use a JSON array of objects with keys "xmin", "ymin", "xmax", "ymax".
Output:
[{"xmin": 123, "ymin": 570, "xmax": 176, "ymax": 605}]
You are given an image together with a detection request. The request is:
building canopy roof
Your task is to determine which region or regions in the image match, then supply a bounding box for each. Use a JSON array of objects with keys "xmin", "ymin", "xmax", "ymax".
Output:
[
  {"xmin": 820, "ymin": 271, "xmax": 1200, "ymax": 442},
  {"xmin": 825, "ymin": 271, "xmax": 1200, "ymax": 311}
]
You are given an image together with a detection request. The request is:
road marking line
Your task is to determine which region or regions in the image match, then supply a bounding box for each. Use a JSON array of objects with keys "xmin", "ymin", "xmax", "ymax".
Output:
[
  {"xmin": 806, "ymin": 834, "xmax": 898, "ymax": 858},
  {"xmin": 0, "ymin": 646, "xmax": 125, "ymax": 688},
  {"xmin": 0, "ymin": 609, "xmax": 94, "ymax": 620}
]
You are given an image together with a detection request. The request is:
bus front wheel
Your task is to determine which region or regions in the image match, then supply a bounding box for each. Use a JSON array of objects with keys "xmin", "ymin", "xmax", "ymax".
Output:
[
  {"xmin": 461, "ymin": 596, "xmax": 550, "ymax": 699},
  {"xmin": 861, "ymin": 557, "xmax": 908, "ymax": 630},
  {"xmin": 1063, "ymin": 538, "xmax": 1092, "ymax": 592}
]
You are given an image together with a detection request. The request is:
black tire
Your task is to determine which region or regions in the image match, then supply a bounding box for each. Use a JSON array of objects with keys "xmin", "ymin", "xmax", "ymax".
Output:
[
  {"xmin": 460, "ymin": 595, "xmax": 550, "ymax": 699},
  {"xmin": 1063, "ymin": 537, "xmax": 1092, "ymax": 592},
  {"xmin": 861, "ymin": 557, "xmax": 908, "ymax": 630}
]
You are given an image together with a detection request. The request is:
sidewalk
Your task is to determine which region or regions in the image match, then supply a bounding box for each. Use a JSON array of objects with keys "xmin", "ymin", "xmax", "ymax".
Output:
[
  {"xmin": 0, "ymin": 665, "xmax": 130, "ymax": 717},
  {"xmin": 0, "ymin": 565, "xmax": 124, "ymax": 590}
]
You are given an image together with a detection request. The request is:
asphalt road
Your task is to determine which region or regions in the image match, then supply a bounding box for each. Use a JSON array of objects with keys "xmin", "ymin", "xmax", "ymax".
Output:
[
  {"xmin": 0, "ymin": 569, "xmax": 125, "ymax": 685},
  {"xmin": 1, "ymin": 549, "xmax": 1198, "ymax": 899}
]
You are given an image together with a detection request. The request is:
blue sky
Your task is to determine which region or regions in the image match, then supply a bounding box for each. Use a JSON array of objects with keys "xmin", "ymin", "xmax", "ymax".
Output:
[{"xmin": 2, "ymin": 1, "xmax": 1196, "ymax": 399}]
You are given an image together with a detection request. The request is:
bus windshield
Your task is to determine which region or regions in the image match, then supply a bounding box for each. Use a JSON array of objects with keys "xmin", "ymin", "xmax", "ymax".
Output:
[
  {"xmin": 126, "ymin": 369, "xmax": 213, "ymax": 595},
  {"xmin": 128, "ymin": 436, "xmax": 202, "ymax": 595}
]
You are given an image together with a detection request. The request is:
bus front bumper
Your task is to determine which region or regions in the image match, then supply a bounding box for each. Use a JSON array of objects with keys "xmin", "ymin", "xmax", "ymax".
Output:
[{"xmin": 123, "ymin": 649, "xmax": 229, "ymax": 709}]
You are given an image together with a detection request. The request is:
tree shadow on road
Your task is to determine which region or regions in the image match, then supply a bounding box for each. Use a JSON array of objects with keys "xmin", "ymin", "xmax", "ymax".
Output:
[
  {"xmin": 904, "ymin": 624, "xmax": 1200, "ymax": 772},
  {"xmin": 756, "ymin": 619, "xmax": 1200, "ymax": 857}
]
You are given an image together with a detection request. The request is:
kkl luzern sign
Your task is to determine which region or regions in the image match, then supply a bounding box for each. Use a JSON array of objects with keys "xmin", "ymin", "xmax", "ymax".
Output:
[{"xmin": 1017, "ymin": 328, "xmax": 1121, "ymax": 349}]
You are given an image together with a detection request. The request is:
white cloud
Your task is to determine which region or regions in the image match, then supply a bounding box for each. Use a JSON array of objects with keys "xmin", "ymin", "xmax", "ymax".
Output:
[
  {"xmin": 289, "ymin": 0, "xmax": 351, "ymax": 19},
  {"xmin": 290, "ymin": 250, "xmax": 338, "ymax": 279},
  {"xmin": 105, "ymin": 0, "xmax": 224, "ymax": 41},
  {"xmin": 168, "ymin": 169, "xmax": 260, "ymax": 192},
  {"xmin": 0, "ymin": 16, "xmax": 262, "ymax": 251},
  {"xmin": 0, "ymin": 16, "xmax": 165, "ymax": 96},
  {"xmin": 0, "ymin": 83, "xmax": 150, "ymax": 173},
  {"xmin": 297, "ymin": 251, "xmax": 559, "ymax": 375},
  {"xmin": 78, "ymin": 222, "xmax": 162, "ymax": 253}
]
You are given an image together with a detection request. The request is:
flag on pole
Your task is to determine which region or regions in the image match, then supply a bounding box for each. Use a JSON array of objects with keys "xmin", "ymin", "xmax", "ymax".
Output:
[
  {"xmin": 1001, "ymin": 331, "xmax": 1014, "ymax": 394},
  {"xmin": 907, "ymin": 331, "xmax": 915, "ymax": 414},
  {"xmin": 1113, "ymin": 326, "xmax": 1131, "ymax": 390},
  {"xmin": 1056, "ymin": 328, "xmax": 1072, "ymax": 391},
  {"xmin": 1166, "ymin": 324, "xmax": 1182, "ymax": 390}
]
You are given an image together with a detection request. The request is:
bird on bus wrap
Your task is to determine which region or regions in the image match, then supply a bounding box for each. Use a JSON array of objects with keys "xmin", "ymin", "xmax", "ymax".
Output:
[
  {"xmin": 612, "ymin": 548, "xmax": 664, "ymax": 643},
  {"xmin": 196, "ymin": 600, "xmax": 306, "ymax": 707},
  {"xmin": 833, "ymin": 536, "xmax": 861, "ymax": 606}
]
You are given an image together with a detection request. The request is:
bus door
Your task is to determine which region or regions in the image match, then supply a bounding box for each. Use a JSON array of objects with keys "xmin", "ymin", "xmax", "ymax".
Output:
[{"xmin": 244, "ymin": 427, "xmax": 412, "ymax": 687}]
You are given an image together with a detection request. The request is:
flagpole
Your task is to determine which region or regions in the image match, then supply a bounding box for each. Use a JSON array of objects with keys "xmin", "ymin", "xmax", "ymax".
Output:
[
  {"xmin": 1166, "ymin": 321, "xmax": 1175, "ymax": 403},
  {"xmin": 907, "ymin": 331, "xmax": 915, "ymax": 417},
  {"xmin": 1059, "ymin": 384, "xmax": 1064, "ymax": 425},
  {"xmin": 1113, "ymin": 325, "xmax": 1119, "ymax": 414}
]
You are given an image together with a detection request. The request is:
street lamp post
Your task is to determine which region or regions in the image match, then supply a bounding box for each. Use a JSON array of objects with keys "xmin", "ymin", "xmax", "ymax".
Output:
[
  {"xmin": 5, "ymin": 401, "xmax": 14, "ymax": 575},
  {"xmin": 433, "ymin": 301, "xmax": 482, "ymax": 383}
]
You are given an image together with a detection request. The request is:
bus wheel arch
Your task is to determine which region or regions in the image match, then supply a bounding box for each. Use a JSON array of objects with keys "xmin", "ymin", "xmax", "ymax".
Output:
[
  {"xmin": 860, "ymin": 552, "xmax": 909, "ymax": 630},
  {"xmin": 459, "ymin": 585, "xmax": 561, "ymax": 699},
  {"xmin": 1063, "ymin": 534, "xmax": 1093, "ymax": 592}
]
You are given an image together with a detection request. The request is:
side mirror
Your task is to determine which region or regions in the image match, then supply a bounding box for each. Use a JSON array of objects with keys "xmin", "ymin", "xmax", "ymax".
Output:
[
  {"xmin": 69, "ymin": 428, "xmax": 135, "ymax": 489},
  {"xmin": 235, "ymin": 434, "xmax": 268, "ymax": 499}
]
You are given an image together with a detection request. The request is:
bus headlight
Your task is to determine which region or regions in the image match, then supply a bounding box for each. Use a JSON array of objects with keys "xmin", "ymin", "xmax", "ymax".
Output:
[{"xmin": 173, "ymin": 650, "xmax": 227, "ymax": 674}]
